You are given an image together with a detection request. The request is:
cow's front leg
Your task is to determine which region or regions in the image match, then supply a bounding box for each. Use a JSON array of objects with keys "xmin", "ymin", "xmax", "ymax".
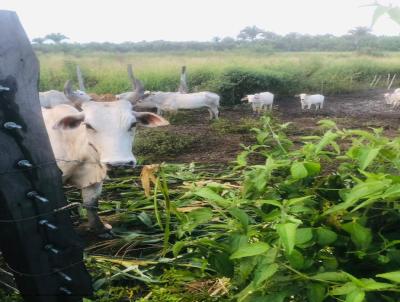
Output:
[{"xmin": 81, "ymin": 182, "xmax": 113, "ymax": 238}]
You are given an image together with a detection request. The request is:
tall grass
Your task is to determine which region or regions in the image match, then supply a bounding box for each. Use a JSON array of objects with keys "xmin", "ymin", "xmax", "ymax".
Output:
[{"xmin": 37, "ymin": 51, "xmax": 400, "ymax": 105}]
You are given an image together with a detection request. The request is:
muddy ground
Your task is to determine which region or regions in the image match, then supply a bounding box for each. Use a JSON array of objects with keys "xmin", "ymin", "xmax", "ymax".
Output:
[{"xmin": 138, "ymin": 88, "xmax": 400, "ymax": 164}]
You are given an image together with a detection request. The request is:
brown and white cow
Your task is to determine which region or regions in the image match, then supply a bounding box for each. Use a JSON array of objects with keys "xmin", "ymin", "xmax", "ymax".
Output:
[{"xmin": 42, "ymin": 100, "xmax": 169, "ymax": 238}]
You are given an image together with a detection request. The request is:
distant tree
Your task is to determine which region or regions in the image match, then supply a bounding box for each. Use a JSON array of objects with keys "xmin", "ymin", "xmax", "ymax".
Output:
[
  {"xmin": 32, "ymin": 37, "xmax": 45, "ymax": 44},
  {"xmin": 347, "ymin": 26, "xmax": 374, "ymax": 50},
  {"xmin": 221, "ymin": 37, "xmax": 236, "ymax": 43},
  {"xmin": 44, "ymin": 33, "xmax": 69, "ymax": 44},
  {"xmin": 348, "ymin": 26, "xmax": 372, "ymax": 37},
  {"xmin": 260, "ymin": 31, "xmax": 280, "ymax": 41},
  {"xmin": 237, "ymin": 26, "xmax": 265, "ymax": 41},
  {"xmin": 212, "ymin": 36, "xmax": 221, "ymax": 43}
]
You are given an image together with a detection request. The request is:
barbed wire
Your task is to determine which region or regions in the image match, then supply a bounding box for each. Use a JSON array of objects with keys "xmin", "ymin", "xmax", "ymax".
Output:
[
  {"xmin": 0, "ymin": 158, "xmax": 231, "ymax": 177},
  {"xmin": 0, "ymin": 202, "xmax": 81, "ymax": 224}
]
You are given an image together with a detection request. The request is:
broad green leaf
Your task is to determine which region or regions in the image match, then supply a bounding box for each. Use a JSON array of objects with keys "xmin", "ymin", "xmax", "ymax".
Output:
[
  {"xmin": 209, "ymin": 253, "xmax": 234, "ymax": 277},
  {"xmin": 330, "ymin": 282, "xmax": 357, "ymax": 296},
  {"xmin": 312, "ymin": 272, "xmax": 348, "ymax": 282},
  {"xmin": 383, "ymin": 184, "xmax": 400, "ymax": 199},
  {"xmin": 388, "ymin": 7, "xmax": 400, "ymax": 25},
  {"xmin": 316, "ymin": 227, "xmax": 338, "ymax": 245},
  {"xmin": 236, "ymin": 151, "xmax": 248, "ymax": 167},
  {"xmin": 345, "ymin": 180, "xmax": 387, "ymax": 204},
  {"xmin": 251, "ymin": 293, "xmax": 287, "ymax": 302},
  {"xmin": 93, "ymin": 278, "xmax": 107, "ymax": 290},
  {"xmin": 371, "ymin": 5, "xmax": 390, "ymax": 27},
  {"xmin": 172, "ymin": 241, "xmax": 185, "ymax": 257},
  {"xmin": 307, "ymin": 283, "xmax": 326, "ymax": 302},
  {"xmin": 295, "ymin": 228, "xmax": 313, "ymax": 245},
  {"xmin": 304, "ymin": 162, "xmax": 321, "ymax": 176},
  {"xmin": 318, "ymin": 119, "xmax": 337, "ymax": 129},
  {"xmin": 195, "ymin": 187, "xmax": 230, "ymax": 208},
  {"xmin": 324, "ymin": 180, "xmax": 388, "ymax": 215},
  {"xmin": 228, "ymin": 234, "xmax": 248, "ymax": 254},
  {"xmin": 230, "ymin": 242, "xmax": 270, "ymax": 259},
  {"xmin": 361, "ymin": 278, "xmax": 394, "ymax": 291},
  {"xmin": 253, "ymin": 263, "xmax": 279, "ymax": 286},
  {"xmin": 345, "ymin": 289, "xmax": 365, "ymax": 302},
  {"xmin": 286, "ymin": 196, "xmax": 312, "ymax": 207},
  {"xmin": 376, "ymin": 271, "xmax": 400, "ymax": 283},
  {"xmin": 342, "ymin": 222, "xmax": 372, "ymax": 250},
  {"xmin": 178, "ymin": 208, "xmax": 213, "ymax": 236},
  {"xmin": 138, "ymin": 211, "xmax": 153, "ymax": 227},
  {"xmin": 229, "ymin": 208, "xmax": 249, "ymax": 233},
  {"xmin": 291, "ymin": 162, "xmax": 308, "ymax": 179},
  {"xmin": 315, "ymin": 130, "xmax": 338, "ymax": 154},
  {"xmin": 357, "ymin": 147, "xmax": 381, "ymax": 170},
  {"xmin": 287, "ymin": 249, "xmax": 305, "ymax": 269},
  {"xmin": 277, "ymin": 223, "xmax": 298, "ymax": 255},
  {"xmin": 256, "ymin": 199, "xmax": 283, "ymax": 209}
]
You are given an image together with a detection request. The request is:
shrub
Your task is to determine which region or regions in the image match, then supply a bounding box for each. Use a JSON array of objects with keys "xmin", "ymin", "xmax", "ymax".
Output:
[
  {"xmin": 216, "ymin": 68, "xmax": 288, "ymax": 105},
  {"xmin": 134, "ymin": 129, "xmax": 197, "ymax": 162}
]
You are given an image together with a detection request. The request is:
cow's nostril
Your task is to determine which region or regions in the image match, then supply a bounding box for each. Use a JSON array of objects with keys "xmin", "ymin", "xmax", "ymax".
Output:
[
  {"xmin": 128, "ymin": 161, "xmax": 136, "ymax": 168},
  {"xmin": 105, "ymin": 160, "xmax": 136, "ymax": 168}
]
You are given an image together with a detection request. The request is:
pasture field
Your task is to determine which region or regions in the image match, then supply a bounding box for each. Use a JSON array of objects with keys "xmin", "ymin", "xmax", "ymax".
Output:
[
  {"xmin": 2, "ymin": 52, "xmax": 400, "ymax": 301},
  {"xmin": 70, "ymin": 99, "xmax": 400, "ymax": 302},
  {"xmin": 38, "ymin": 51, "xmax": 400, "ymax": 104}
]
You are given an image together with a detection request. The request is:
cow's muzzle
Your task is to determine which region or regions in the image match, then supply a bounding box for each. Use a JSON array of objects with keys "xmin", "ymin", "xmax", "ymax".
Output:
[{"xmin": 105, "ymin": 160, "xmax": 137, "ymax": 169}]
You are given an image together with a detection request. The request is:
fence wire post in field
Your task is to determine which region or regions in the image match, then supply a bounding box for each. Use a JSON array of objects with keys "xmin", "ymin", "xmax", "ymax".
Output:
[
  {"xmin": 388, "ymin": 74, "xmax": 397, "ymax": 90},
  {"xmin": 0, "ymin": 10, "xmax": 92, "ymax": 302},
  {"xmin": 370, "ymin": 74, "xmax": 377, "ymax": 87},
  {"xmin": 373, "ymin": 75, "xmax": 382, "ymax": 88}
]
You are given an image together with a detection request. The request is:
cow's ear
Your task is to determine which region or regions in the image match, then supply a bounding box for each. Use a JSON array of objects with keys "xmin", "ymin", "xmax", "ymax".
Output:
[
  {"xmin": 53, "ymin": 113, "xmax": 85, "ymax": 130},
  {"xmin": 133, "ymin": 112, "xmax": 169, "ymax": 128}
]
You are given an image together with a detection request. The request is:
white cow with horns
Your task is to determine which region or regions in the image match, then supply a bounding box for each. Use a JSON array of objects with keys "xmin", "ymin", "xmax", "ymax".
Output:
[
  {"xmin": 118, "ymin": 65, "xmax": 220, "ymax": 119},
  {"xmin": 39, "ymin": 66, "xmax": 92, "ymax": 108},
  {"xmin": 39, "ymin": 80, "xmax": 92, "ymax": 108},
  {"xmin": 42, "ymin": 81, "xmax": 169, "ymax": 238},
  {"xmin": 134, "ymin": 91, "xmax": 220, "ymax": 120}
]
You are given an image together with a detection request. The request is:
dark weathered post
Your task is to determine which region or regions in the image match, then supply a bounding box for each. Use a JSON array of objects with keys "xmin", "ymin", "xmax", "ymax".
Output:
[
  {"xmin": 0, "ymin": 10, "xmax": 92, "ymax": 302},
  {"xmin": 178, "ymin": 65, "xmax": 189, "ymax": 93}
]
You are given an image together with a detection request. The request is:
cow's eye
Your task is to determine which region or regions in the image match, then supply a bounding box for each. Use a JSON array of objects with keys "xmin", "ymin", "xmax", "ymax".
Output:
[
  {"xmin": 85, "ymin": 123, "xmax": 95, "ymax": 131},
  {"xmin": 129, "ymin": 122, "xmax": 137, "ymax": 131}
]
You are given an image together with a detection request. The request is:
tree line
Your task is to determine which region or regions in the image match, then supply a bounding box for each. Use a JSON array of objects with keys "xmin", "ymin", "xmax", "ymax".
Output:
[{"xmin": 32, "ymin": 26, "xmax": 400, "ymax": 53}]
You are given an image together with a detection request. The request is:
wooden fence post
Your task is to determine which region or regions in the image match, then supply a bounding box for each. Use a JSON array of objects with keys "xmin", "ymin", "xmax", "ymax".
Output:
[{"xmin": 0, "ymin": 10, "xmax": 92, "ymax": 302}]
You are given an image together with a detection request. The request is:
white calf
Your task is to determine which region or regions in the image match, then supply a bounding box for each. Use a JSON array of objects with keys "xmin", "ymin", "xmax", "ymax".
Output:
[
  {"xmin": 242, "ymin": 92, "xmax": 274, "ymax": 114},
  {"xmin": 384, "ymin": 92, "xmax": 400, "ymax": 109},
  {"xmin": 298, "ymin": 93, "xmax": 325, "ymax": 110}
]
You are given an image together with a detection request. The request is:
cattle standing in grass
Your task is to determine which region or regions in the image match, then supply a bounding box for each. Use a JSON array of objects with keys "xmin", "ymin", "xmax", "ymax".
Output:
[
  {"xmin": 241, "ymin": 92, "xmax": 274, "ymax": 115},
  {"xmin": 42, "ymin": 101, "xmax": 169, "ymax": 237},
  {"xmin": 297, "ymin": 93, "xmax": 324, "ymax": 110},
  {"xmin": 39, "ymin": 80, "xmax": 92, "ymax": 108},
  {"xmin": 135, "ymin": 91, "xmax": 220, "ymax": 119}
]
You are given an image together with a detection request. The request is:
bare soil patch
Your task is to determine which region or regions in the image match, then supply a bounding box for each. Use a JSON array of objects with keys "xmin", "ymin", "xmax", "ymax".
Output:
[{"xmin": 135, "ymin": 89, "xmax": 400, "ymax": 164}]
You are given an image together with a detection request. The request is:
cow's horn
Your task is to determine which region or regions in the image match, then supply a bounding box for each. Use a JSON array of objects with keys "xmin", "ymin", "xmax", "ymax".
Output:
[{"xmin": 76, "ymin": 66, "xmax": 86, "ymax": 91}]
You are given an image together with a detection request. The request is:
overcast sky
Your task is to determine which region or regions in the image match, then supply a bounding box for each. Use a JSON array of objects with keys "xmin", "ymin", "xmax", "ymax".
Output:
[{"xmin": 2, "ymin": 0, "xmax": 400, "ymax": 42}]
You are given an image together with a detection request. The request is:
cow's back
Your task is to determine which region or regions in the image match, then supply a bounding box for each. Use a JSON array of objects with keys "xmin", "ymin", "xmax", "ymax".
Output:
[{"xmin": 39, "ymin": 90, "xmax": 72, "ymax": 108}]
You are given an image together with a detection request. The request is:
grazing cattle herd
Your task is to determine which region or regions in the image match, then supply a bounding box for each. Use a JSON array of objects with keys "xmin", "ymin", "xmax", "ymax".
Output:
[{"xmin": 38, "ymin": 65, "xmax": 399, "ymax": 237}]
